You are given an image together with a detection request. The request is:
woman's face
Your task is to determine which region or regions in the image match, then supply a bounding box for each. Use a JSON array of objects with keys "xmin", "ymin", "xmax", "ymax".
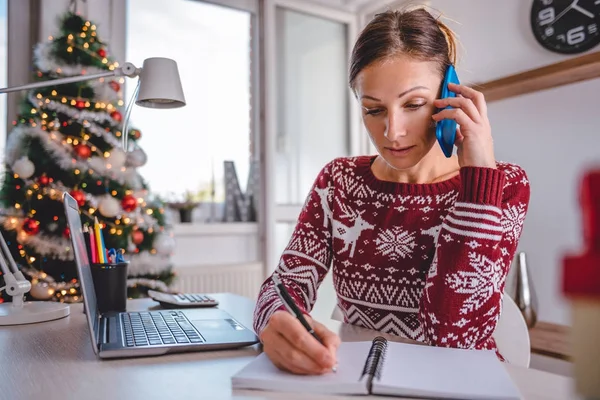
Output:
[{"xmin": 354, "ymin": 56, "xmax": 443, "ymax": 171}]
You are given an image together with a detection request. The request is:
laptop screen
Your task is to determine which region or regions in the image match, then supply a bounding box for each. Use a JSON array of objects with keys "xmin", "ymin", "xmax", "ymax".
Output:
[{"xmin": 63, "ymin": 192, "xmax": 100, "ymax": 353}]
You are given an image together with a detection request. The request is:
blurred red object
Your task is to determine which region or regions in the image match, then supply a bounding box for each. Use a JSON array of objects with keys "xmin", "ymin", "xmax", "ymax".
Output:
[{"xmin": 563, "ymin": 168, "xmax": 600, "ymax": 296}]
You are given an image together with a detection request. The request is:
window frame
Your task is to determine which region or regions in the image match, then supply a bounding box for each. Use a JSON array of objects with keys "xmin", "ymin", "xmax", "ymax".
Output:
[{"xmin": 5, "ymin": 0, "xmax": 39, "ymax": 137}]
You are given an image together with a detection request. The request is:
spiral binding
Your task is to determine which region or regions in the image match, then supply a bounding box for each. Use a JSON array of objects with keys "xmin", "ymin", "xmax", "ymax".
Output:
[{"xmin": 361, "ymin": 336, "xmax": 388, "ymax": 384}]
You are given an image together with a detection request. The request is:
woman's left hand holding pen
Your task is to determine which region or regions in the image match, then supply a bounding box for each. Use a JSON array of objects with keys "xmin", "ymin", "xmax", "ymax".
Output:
[{"xmin": 260, "ymin": 310, "xmax": 340, "ymax": 375}]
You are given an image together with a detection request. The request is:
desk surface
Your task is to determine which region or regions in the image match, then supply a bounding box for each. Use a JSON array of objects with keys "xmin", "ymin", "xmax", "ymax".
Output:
[{"xmin": 0, "ymin": 294, "xmax": 575, "ymax": 400}]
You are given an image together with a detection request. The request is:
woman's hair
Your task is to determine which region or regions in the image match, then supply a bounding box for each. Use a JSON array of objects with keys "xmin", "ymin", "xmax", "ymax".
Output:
[{"xmin": 349, "ymin": 7, "xmax": 458, "ymax": 89}]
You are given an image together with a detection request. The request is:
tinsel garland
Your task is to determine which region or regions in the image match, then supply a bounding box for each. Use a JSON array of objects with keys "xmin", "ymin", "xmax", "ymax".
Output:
[
  {"xmin": 27, "ymin": 92, "xmax": 118, "ymax": 127},
  {"xmin": 127, "ymin": 278, "xmax": 169, "ymax": 292},
  {"xmin": 6, "ymin": 124, "xmax": 142, "ymax": 188},
  {"xmin": 127, "ymin": 251, "xmax": 172, "ymax": 276}
]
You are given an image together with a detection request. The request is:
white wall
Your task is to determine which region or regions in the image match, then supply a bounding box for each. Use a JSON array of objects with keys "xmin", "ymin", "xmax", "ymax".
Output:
[{"xmin": 425, "ymin": 0, "xmax": 600, "ymax": 324}]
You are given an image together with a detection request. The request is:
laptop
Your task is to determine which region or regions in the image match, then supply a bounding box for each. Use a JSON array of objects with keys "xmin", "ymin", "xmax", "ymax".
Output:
[{"xmin": 63, "ymin": 192, "xmax": 259, "ymax": 359}]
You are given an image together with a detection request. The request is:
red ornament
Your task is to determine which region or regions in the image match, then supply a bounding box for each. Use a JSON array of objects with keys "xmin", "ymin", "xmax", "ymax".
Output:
[
  {"xmin": 63, "ymin": 227, "xmax": 71, "ymax": 238},
  {"xmin": 70, "ymin": 190, "xmax": 86, "ymax": 207},
  {"xmin": 75, "ymin": 100, "xmax": 86, "ymax": 109},
  {"xmin": 130, "ymin": 129, "xmax": 142, "ymax": 140},
  {"xmin": 74, "ymin": 144, "xmax": 91, "ymax": 159},
  {"xmin": 38, "ymin": 175, "xmax": 50, "ymax": 186},
  {"xmin": 97, "ymin": 48, "xmax": 107, "ymax": 58},
  {"xmin": 22, "ymin": 218, "xmax": 40, "ymax": 235},
  {"xmin": 132, "ymin": 230, "xmax": 144, "ymax": 245},
  {"xmin": 109, "ymin": 81, "xmax": 120, "ymax": 92},
  {"xmin": 110, "ymin": 110, "xmax": 122, "ymax": 122},
  {"xmin": 121, "ymin": 194, "xmax": 138, "ymax": 212}
]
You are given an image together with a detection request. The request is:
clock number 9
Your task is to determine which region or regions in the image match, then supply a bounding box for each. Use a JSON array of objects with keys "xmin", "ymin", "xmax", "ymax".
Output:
[
  {"xmin": 541, "ymin": 0, "xmax": 553, "ymax": 5},
  {"xmin": 567, "ymin": 26, "xmax": 586, "ymax": 45},
  {"xmin": 538, "ymin": 7, "xmax": 555, "ymax": 26}
]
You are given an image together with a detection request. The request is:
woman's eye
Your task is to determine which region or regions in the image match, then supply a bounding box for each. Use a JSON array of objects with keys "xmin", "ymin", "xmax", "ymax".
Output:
[
  {"xmin": 365, "ymin": 108, "xmax": 383, "ymax": 116},
  {"xmin": 406, "ymin": 103, "xmax": 425, "ymax": 110}
]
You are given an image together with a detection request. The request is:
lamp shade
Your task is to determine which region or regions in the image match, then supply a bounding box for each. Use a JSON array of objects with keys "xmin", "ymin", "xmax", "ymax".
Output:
[{"xmin": 135, "ymin": 57, "xmax": 186, "ymax": 109}]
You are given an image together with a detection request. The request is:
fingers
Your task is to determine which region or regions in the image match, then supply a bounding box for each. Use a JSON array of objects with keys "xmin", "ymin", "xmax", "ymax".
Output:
[
  {"xmin": 312, "ymin": 320, "xmax": 341, "ymax": 364},
  {"xmin": 261, "ymin": 311, "xmax": 336, "ymax": 375},
  {"xmin": 274, "ymin": 313, "xmax": 336, "ymax": 369},
  {"xmin": 431, "ymin": 107, "xmax": 474, "ymax": 130},
  {"xmin": 432, "ymin": 96, "xmax": 481, "ymax": 124},
  {"xmin": 446, "ymin": 83, "xmax": 487, "ymax": 117},
  {"xmin": 264, "ymin": 330, "xmax": 328, "ymax": 375}
]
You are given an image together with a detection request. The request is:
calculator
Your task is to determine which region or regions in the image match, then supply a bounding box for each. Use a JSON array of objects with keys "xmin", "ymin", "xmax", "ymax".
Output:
[{"xmin": 147, "ymin": 290, "xmax": 219, "ymax": 308}]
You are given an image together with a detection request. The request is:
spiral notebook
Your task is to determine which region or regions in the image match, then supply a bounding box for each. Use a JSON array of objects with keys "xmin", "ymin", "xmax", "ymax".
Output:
[{"xmin": 231, "ymin": 337, "xmax": 522, "ymax": 399}]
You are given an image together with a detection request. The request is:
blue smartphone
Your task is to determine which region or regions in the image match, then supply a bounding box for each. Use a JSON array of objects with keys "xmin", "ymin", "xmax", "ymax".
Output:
[{"xmin": 436, "ymin": 64, "xmax": 460, "ymax": 158}]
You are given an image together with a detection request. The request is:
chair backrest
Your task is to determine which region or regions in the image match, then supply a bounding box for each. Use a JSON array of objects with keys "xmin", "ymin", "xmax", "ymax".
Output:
[
  {"xmin": 329, "ymin": 294, "xmax": 530, "ymax": 368},
  {"xmin": 493, "ymin": 294, "xmax": 531, "ymax": 367}
]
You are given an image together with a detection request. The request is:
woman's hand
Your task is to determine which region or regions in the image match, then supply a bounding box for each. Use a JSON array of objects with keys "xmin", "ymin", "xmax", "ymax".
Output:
[
  {"xmin": 432, "ymin": 83, "xmax": 496, "ymax": 169},
  {"xmin": 260, "ymin": 310, "xmax": 340, "ymax": 375}
]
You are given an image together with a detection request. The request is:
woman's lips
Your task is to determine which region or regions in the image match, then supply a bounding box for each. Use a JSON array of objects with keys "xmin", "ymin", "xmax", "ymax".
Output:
[{"xmin": 385, "ymin": 145, "xmax": 415, "ymax": 157}]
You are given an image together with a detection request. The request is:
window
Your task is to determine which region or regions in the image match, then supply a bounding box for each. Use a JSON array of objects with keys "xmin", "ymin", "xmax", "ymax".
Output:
[
  {"xmin": 125, "ymin": 0, "xmax": 253, "ymax": 208},
  {"xmin": 0, "ymin": 0, "xmax": 7, "ymax": 153}
]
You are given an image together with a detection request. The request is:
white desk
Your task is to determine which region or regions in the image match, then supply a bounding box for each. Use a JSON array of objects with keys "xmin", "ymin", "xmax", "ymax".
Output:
[{"xmin": 0, "ymin": 293, "xmax": 575, "ymax": 400}]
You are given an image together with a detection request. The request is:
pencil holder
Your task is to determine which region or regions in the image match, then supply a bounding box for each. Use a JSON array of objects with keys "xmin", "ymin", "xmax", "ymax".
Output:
[{"xmin": 90, "ymin": 262, "xmax": 129, "ymax": 313}]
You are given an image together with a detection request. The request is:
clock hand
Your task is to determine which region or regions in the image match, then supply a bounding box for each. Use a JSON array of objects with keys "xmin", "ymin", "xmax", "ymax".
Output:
[
  {"xmin": 572, "ymin": 2, "xmax": 595, "ymax": 18},
  {"xmin": 548, "ymin": 0, "xmax": 576, "ymax": 27}
]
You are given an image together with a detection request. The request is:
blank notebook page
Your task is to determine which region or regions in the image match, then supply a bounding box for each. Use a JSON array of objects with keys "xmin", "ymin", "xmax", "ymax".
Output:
[
  {"xmin": 231, "ymin": 342, "xmax": 373, "ymax": 395},
  {"xmin": 374, "ymin": 342, "xmax": 522, "ymax": 400}
]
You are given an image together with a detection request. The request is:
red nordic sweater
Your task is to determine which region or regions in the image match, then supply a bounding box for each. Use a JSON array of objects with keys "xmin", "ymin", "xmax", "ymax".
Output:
[{"xmin": 253, "ymin": 155, "xmax": 530, "ymax": 353}]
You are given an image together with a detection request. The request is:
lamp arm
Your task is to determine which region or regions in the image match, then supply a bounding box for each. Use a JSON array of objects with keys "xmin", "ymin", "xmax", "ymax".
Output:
[{"xmin": 0, "ymin": 62, "xmax": 142, "ymax": 94}]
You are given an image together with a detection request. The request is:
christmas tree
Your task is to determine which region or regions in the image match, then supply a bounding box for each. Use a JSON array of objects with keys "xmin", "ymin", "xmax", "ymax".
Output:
[{"xmin": 0, "ymin": 12, "xmax": 176, "ymax": 302}]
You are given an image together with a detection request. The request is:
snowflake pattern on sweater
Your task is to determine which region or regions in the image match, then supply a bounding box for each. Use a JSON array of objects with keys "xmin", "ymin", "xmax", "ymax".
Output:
[{"xmin": 253, "ymin": 155, "xmax": 530, "ymax": 353}]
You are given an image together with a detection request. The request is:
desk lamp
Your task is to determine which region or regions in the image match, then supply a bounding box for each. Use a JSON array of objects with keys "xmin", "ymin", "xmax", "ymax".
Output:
[{"xmin": 0, "ymin": 57, "xmax": 185, "ymax": 325}]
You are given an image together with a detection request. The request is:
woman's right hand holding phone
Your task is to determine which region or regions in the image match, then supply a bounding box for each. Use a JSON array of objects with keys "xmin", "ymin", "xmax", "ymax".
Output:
[{"xmin": 259, "ymin": 310, "xmax": 340, "ymax": 375}]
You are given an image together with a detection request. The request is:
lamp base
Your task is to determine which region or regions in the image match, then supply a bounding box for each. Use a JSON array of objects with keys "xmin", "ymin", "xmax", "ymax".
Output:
[{"xmin": 0, "ymin": 301, "xmax": 70, "ymax": 326}]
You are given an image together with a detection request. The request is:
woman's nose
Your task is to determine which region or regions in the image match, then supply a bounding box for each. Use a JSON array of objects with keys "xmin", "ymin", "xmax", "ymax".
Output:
[{"xmin": 384, "ymin": 111, "xmax": 407, "ymax": 141}]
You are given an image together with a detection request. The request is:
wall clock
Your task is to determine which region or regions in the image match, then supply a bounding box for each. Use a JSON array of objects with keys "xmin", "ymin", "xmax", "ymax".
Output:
[{"xmin": 531, "ymin": 0, "xmax": 600, "ymax": 54}]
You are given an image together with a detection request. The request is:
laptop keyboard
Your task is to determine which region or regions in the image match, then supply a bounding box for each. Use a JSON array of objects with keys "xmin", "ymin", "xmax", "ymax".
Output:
[{"xmin": 121, "ymin": 311, "xmax": 205, "ymax": 347}]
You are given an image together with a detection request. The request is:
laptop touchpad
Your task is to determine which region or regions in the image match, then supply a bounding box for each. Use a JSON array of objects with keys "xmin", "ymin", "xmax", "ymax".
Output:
[
  {"xmin": 190, "ymin": 318, "xmax": 243, "ymax": 342},
  {"xmin": 191, "ymin": 319, "xmax": 236, "ymax": 331}
]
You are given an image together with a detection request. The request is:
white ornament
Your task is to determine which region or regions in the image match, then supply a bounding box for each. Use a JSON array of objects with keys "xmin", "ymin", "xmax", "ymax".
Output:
[
  {"xmin": 30, "ymin": 282, "xmax": 54, "ymax": 300},
  {"xmin": 47, "ymin": 222, "xmax": 58, "ymax": 232},
  {"xmin": 12, "ymin": 157, "xmax": 35, "ymax": 179},
  {"xmin": 107, "ymin": 148, "xmax": 127, "ymax": 169},
  {"xmin": 127, "ymin": 241, "xmax": 137, "ymax": 252},
  {"xmin": 154, "ymin": 233, "xmax": 176, "ymax": 255},
  {"xmin": 98, "ymin": 195, "xmax": 120, "ymax": 217},
  {"xmin": 126, "ymin": 148, "xmax": 147, "ymax": 167}
]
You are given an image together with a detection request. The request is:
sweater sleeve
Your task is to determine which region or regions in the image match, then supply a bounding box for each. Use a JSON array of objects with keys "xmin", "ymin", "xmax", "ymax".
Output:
[
  {"xmin": 252, "ymin": 163, "xmax": 335, "ymax": 336},
  {"xmin": 419, "ymin": 164, "xmax": 530, "ymax": 349}
]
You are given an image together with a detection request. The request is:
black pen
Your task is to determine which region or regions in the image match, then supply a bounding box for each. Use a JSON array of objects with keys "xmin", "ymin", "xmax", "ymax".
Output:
[{"xmin": 271, "ymin": 274, "xmax": 322, "ymax": 344}]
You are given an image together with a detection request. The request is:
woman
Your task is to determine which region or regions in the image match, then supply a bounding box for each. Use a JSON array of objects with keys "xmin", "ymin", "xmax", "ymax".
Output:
[{"xmin": 253, "ymin": 7, "xmax": 530, "ymax": 375}]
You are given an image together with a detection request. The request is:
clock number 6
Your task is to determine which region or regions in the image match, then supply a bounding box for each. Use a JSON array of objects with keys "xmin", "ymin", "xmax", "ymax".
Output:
[{"xmin": 567, "ymin": 26, "xmax": 586, "ymax": 45}]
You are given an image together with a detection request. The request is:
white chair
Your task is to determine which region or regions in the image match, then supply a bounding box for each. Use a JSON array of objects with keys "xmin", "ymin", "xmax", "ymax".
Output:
[
  {"xmin": 493, "ymin": 294, "xmax": 531, "ymax": 367},
  {"xmin": 329, "ymin": 294, "xmax": 530, "ymax": 368}
]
